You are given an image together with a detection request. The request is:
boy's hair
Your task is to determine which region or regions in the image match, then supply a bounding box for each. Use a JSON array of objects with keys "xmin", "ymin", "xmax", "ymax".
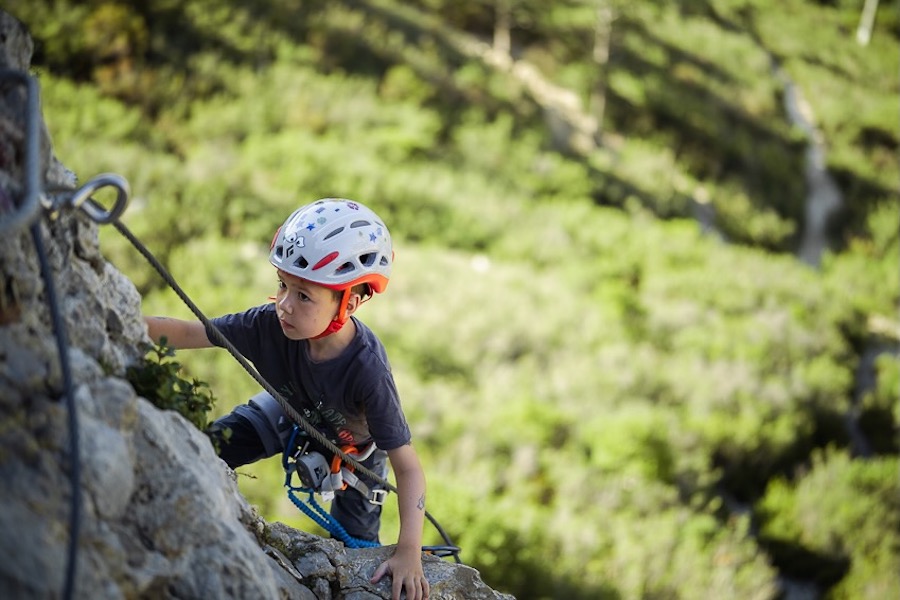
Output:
[
  {"xmin": 337, "ymin": 283, "xmax": 372, "ymax": 302},
  {"xmin": 277, "ymin": 269, "xmax": 371, "ymax": 303}
]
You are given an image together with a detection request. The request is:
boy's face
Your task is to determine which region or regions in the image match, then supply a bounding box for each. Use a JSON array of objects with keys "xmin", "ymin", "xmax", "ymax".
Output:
[{"xmin": 274, "ymin": 270, "xmax": 340, "ymax": 340}]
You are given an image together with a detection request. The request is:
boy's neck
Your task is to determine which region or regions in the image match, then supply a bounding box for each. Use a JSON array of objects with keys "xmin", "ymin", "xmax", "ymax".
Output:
[{"xmin": 306, "ymin": 318, "xmax": 356, "ymax": 362}]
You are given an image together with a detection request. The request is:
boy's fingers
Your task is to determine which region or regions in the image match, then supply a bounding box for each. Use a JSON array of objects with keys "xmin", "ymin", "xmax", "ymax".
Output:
[
  {"xmin": 398, "ymin": 575, "xmax": 428, "ymax": 600},
  {"xmin": 370, "ymin": 561, "xmax": 389, "ymax": 583}
]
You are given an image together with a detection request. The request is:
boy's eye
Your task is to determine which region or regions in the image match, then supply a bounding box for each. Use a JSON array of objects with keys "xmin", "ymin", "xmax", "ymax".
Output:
[{"xmin": 277, "ymin": 279, "xmax": 312, "ymax": 302}]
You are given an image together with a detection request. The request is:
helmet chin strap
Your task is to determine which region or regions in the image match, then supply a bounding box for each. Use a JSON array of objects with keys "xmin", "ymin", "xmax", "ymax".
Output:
[
  {"xmin": 311, "ymin": 318, "xmax": 346, "ymax": 340},
  {"xmin": 311, "ymin": 288, "xmax": 352, "ymax": 340}
]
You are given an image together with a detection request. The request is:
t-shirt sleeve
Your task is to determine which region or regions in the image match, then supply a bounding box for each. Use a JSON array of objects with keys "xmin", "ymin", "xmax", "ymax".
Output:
[
  {"xmin": 361, "ymin": 372, "xmax": 412, "ymax": 451},
  {"xmin": 206, "ymin": 304, "xmax": 279, "ymax": 361}
]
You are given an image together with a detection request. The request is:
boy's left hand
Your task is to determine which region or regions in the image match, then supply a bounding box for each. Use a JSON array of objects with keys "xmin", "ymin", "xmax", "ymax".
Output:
[{"xmin": 371, "ymin": 546, "xmax": 429, "ymax": 600}]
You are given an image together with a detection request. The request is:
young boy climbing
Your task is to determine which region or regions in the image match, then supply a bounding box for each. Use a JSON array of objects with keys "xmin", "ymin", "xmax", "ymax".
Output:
[{"xmin": 144, "ymin": 198, "xmax": 429, "ymax": 600}]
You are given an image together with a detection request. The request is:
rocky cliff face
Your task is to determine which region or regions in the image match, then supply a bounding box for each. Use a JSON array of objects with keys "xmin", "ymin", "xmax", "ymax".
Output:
[{"xmin": 0, "ymin": 12, "xmax": 511, "ymax": 600}]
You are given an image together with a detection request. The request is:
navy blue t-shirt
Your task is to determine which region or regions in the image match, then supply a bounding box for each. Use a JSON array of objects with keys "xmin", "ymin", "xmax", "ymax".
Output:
[{"xmin": 207, "ymin": 304, "xmax": 411, "ymax": 451}]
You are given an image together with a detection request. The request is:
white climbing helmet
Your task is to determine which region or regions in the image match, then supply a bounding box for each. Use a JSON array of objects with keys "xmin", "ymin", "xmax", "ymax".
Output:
[{"xmin": 269, "ymin": 198, "xmax": 392, "ymax": 294}]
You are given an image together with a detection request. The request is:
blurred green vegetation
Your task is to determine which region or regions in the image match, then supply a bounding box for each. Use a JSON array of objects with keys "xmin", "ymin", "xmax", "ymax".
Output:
[{"xmin": 7, "ymin": 0, "xmax": 898, "ymax": 598}]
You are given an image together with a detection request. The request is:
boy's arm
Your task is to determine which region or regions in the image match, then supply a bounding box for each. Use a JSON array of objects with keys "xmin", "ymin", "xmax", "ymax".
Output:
[
  {"xmin": 144, "ymin": 316, "xmax": 213, "ymax": 349},
  {"xmin": 371, "ymin": 443, "xmax": 429, "ymax": 600}
]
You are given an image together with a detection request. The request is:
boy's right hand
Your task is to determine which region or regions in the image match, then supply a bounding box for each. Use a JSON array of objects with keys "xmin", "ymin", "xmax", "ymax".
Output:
[{"xmin": 371, "ymin": 546, "xmax": 429, "ymax": 600}]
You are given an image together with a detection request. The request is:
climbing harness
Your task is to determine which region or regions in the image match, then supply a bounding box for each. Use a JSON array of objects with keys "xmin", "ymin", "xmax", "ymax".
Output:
[
  {"xmin": 281, "ymin": 426, "xmax": 460, "ymax": 558},
  {"xmin": 1, "ymin": 69, "xmax": 461, "ymax": 569},
  {"xmin": 282, "ymin": 426, "xmax": 382, "ymax": 548},
  {"xmin": 291, "ymin": 440, "xmax": 386, "ymax": 506}
]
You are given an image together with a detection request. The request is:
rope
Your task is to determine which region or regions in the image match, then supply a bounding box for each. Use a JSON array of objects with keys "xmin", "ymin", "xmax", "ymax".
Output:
[{"xmin": 31, "ymin": 222, "xmax": 81, "ymax": 600}]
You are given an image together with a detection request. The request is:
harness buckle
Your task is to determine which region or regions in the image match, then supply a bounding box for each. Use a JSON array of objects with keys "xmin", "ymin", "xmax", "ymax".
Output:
[{"xmin": 368, "ymin": 488, "xmax": 387, "ymax": 506}]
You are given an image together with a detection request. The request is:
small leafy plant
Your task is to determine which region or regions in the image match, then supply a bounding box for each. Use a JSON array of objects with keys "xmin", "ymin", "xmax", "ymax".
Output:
[{"xmin": 126, "ymin": 338, "xmax": 218, "ymax": 432}]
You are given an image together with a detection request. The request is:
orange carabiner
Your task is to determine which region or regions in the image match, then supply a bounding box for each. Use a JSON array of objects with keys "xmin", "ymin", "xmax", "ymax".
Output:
[{"xmin": 331, "ymin": 446, "xmax": 358, "ymax": 475}]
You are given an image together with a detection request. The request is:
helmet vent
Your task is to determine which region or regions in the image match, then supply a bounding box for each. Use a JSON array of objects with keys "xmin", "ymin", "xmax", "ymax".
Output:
[
  {"xmin": 335, "ymin": 262, "xmax": 356, "ymax": 275},
  {"xmin": 350, "ymin": 220, "xmax": 371, "ymax": 228},
  {"xmin": 360, "ymin": 252, "xmax": 377, "ymax": 267},
  {"xmin": 323, "ymin": 226, "xmax": 344, "ymax": 241},
  {"xmin": 293, "ymin": 256, "xmax": 309, "ymax": 269}
]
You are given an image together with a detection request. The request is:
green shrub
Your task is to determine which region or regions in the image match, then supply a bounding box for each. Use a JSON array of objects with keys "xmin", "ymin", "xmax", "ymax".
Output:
[
  {"xmin": 126, "ymin": 339, "xmax": 219, "ymax": 433},
  {"xmin": 755, "ymin": 449, "xmax": 900, "ymax": 597}
]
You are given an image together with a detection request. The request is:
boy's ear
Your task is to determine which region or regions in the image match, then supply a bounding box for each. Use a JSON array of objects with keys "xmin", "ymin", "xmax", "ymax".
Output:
[{"xmin": 344, "ymin": 291, "xmax": 363, "ymax": 316}]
